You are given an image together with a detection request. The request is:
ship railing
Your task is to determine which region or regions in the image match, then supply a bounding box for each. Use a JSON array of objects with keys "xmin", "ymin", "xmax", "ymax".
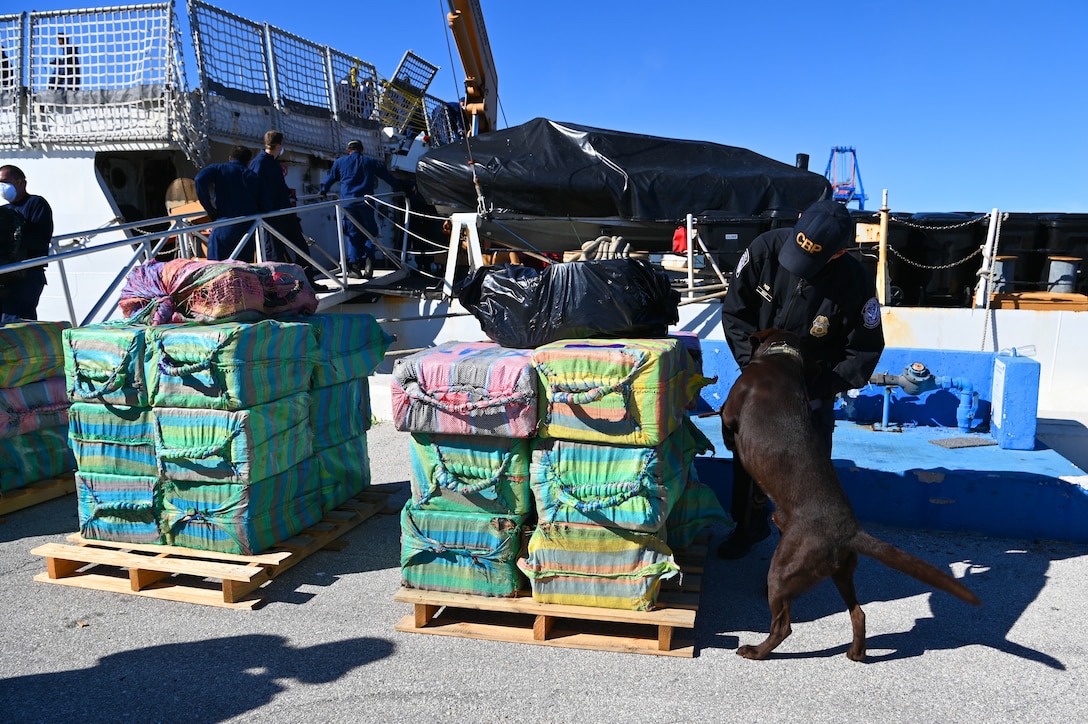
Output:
[
  {"xmin": 0, "ymin": 192, "xmax": 418, "ymax": 327},
  {"xmin": 1, "ymin": 3, "xmax": 458, "ymax": 163},
  {"xmin": 189, "ymin": 1, "xmax": 451, "ymax": 161},
  {"xmin": 0, "ymin": 4, "xmax": 202, "ymax": 158}
]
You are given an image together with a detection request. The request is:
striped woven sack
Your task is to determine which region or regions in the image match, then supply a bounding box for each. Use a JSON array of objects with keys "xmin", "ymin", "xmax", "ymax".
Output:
[
  {"xmin": 315, "ymin": 433, "xmax": 371, "ymax": 512},
  {"xmin": 153, "ymin": 393, "xmax": 312, "ymax": 484},
  {"xmin": 517, "ymin": 522, "xmax": 679, "ymax": 611},
  {"xmin": 146, "ymin": 259, "xmax": 318, "ymax": 323},
  {"xmin": 529, "ymin": 427, "xmax": 693, "ymax": 533},
  {"xmin": 76, "ymin": 471, "xmax": 162, "ymax": 544},
  {"xmin": 295, "ymin": 313, "xmax": 394, "ymax": 388},
  {"xmin": 63, "ymin": 322, "xmax": 148, "ymax": 406},
  {"xmin": 0, "ymin": 320, "xmax": 69, "ymax": 389},
  {"xmin": 1, "ymin": 376, "xmax": 69, "ymax": 440},
  {"xmin": 0, "ymin": 426, "xmax": 75, "ymax": 492},
  {"xmin": 409, "ymin": 433, "xmax": 531, "ymax": 514},
  {"xmin": 664, "ymin": 463, "xmax": 733, "ymax": 550},
  {"xmin": 391, "ymin": 341, "xmax": 538, "ymax": 438},
  {"xmin": 160, "ymin": 457, "xmax": 323, "ymax": 554},
  {"xmin": 145, "ymin": 319, "xmax": 316, "ymax": 410},
  {"xmin": 68, "ymin": 402, "xmax": 158, "ymax": 478},
  {"xmin": 532, "ymin": 338, "xmax": 702, "ymax": 446},
  {"xmin": 400, "ymin": 504, "xmax": 526, "ymax": 597},
  {"xmin": 310, "ymin": 377, "xmax": 369, "ymax": 452}
]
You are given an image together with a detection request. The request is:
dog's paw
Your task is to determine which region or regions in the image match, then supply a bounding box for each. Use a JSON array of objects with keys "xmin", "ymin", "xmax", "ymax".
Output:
[
  {"xmin": 846, "ymin": 645, "xmax": 867, "ymax": 662},
  {"xmin": 736, "ymin": 645, "xmax": 766, "ymax": 660}
]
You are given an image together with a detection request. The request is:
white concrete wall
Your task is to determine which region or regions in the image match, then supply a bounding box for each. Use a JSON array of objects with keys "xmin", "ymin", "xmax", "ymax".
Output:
[{"xmin": 882, "ymin": 306, "xmax": 1088, "ymax": 419}]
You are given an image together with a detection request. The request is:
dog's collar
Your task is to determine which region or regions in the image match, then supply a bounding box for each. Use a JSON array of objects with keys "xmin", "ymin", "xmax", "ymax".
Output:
[{"xmin": 759, "ymin": 340, "xmax": 804, "ymax": 364}]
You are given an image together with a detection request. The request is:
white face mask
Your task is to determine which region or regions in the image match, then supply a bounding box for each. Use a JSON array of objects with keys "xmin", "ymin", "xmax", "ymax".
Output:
[{"xmin": 0, "ymin": 182, "xmax": 16, "ymax": 203}]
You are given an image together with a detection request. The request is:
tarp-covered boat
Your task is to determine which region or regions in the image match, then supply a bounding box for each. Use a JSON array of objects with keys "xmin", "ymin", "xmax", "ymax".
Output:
[{"xmin": 417, "ymin": 117, "xmax": 832, "ymax": 220}]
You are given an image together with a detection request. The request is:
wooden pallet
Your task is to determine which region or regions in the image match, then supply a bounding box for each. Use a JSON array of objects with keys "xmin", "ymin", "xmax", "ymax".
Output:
[
  {"xmin": 0, "ymin": 474, "xmax": 75, "ymax": 518},
  {"xmin": 394, "ymin": 538, "xmax": 711, "ymax": 658},
  {"xmin": 30, "ymin": 488, "xmax": 394, "ymax": 609}
]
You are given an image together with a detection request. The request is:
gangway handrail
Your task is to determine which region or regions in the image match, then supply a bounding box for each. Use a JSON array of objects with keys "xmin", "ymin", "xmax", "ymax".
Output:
[{"xmin": 1, "ymin": 193, "xmax": 410, "ymax": 327}]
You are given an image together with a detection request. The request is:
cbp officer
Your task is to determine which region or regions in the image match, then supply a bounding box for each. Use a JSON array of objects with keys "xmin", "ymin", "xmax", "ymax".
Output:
[{"xmin": 718, "ymin": 199, "xmax": 885, "ymax": 559}]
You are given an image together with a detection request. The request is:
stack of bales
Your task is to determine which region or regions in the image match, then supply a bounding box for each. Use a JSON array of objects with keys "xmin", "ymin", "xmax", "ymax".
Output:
[
  {"xmin": 519, "ymin": 337, "xmax": 713, "ymax": 611},
  {"xmin": 303, "ymin": 315, "xmax": 393, "ymax": 511},
  {"xmin": 393, "ymin": 336, "xmax": 725, "ymax": 611},
  {"xmin": 66, "ymin": 314, "xmax": 391, "ymax": 555},
  {"xmin": 0, "ymin": 322, "xmax": 75, "ymax": 492},
  {"xmin": 392, "ymin": 342, "xmax": 539, "ymax": 597}
]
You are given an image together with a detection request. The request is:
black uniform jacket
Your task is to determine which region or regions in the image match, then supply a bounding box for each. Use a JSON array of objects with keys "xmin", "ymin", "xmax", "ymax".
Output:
[{"xmin": 720, "ymin": 227, "xmax": 886, "ymax": 401}]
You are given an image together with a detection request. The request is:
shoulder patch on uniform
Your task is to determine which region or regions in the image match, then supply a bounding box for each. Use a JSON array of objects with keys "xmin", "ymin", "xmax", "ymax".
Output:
[
  {"xmin": 863, "ymin": 297, "xmax": 881, "ymax": 329},
  {"xmin": 735, "ymin": 248, "xmax": 749, "ymax": 276}
]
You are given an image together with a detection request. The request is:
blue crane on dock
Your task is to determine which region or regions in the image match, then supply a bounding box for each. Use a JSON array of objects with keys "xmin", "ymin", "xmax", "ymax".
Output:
[{"xmin": 825, "ymin": 146, "xmax": 867, "ymax": 210}]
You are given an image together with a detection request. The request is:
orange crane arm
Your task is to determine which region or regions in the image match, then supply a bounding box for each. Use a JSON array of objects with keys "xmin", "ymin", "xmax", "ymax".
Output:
[{"xmin": 447, "ymin": 0, "xmax": 498, "ymax": 135}]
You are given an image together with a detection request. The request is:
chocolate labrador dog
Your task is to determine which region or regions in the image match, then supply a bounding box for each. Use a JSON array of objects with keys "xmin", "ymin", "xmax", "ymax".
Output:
[{"xmin": 721, "ymin": 329, "xmax": 981, "ymax": 661}]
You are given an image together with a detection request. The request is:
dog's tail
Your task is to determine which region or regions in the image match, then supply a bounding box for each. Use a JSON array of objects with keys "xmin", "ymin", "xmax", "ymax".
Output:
[{"xmin": 852, "ymin": 531, "xmax": 981, "ymax": 606}]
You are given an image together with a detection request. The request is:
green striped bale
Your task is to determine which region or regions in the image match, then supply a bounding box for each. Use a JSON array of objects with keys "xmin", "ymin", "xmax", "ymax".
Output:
[
  {"xmin": 76, "ymin": 471, "xmax": 163, "ymax": 544},
  {"xmin": 1, "ymin": 376, "xmax": 69, "ymax": 440},
  {"xmin": 63, "ymin": 322, "xmax": 148, "ymax": 406},
  {"xmin": 517, "ymin": 522, "xmax": 679, "ymax": 611},
  {"xmin": 0, "ymin": 426, "xmax": 75, "ymax": 492},
  {"xmin": 153, "ymin": 393, "xmax": 312, "ymax": 484},
  {"xmin": 310, "ymin": 377, "xmax": 370, "ymax": 452},
  {"xmin": 409, "ymin": 433, "xmax": 531, "ymax": 514},
  {"xmin": 298, "ymin": 313, "xmax": 394, "ymax": 388},
  {"xmin": 315, "ymin": 433, "xmax": 371, "ymax": 512},
  {"xmin": 532, "ymin": 338, "xmax": 698, "ymax": 446},
  {"xmin": 664, "ymin": 463, "xmax": 733, "ymax": 551},
  {"xmin": 401, "ymin": 504, "xmax": 526, "ymax": 597},
  {"xmin": 531, "ymin": 416, "xmax": 713, "ymax": 532},
  {"xmin": 68, "ymin": 402, "xmax": 158, "ymax": 478},
  {"xmin": 145, "ymin": 320, "xmax": 317, "ymax": 410},
  {"xmin": 160, "ymin": 457, "xmax": 323, "ymax": 555},
  {"xmin": 0, "ymin": 321, "xmax": 69, "ymax": 389},
  {"xmin": 530, "ymin": 435, "xmax": 687, "ymax": 534}
]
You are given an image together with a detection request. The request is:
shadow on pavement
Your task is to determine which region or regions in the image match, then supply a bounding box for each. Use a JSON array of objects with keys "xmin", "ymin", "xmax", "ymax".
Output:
[
  {"xmin": 0, "ymin": 634, "xmax": 395, "ymax": 723},
  {"xmin": 697, "ymin": 527, "xmax": 1076, "ymax": 669}
]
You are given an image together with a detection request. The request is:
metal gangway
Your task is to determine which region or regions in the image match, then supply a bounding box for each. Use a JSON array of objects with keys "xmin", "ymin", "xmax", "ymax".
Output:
[{"xmin": 0, "ymin": 191, "xmax": 461, "ymax": 328}]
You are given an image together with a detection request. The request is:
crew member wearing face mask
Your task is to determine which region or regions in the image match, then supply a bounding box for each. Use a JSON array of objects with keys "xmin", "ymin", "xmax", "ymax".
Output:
[
  {"xmin": 250, "ymin": 130, "xmax": 313, "ymax": 277},
  {"xmin": 0, "ymin": 165, "xmax": 53, "ymax": 322}
]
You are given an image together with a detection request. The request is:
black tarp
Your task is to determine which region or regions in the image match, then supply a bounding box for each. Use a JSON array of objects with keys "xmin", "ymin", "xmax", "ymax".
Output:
[{"xmin": 417, "ymin": 117, "xmax": 831, "ymax": 221}]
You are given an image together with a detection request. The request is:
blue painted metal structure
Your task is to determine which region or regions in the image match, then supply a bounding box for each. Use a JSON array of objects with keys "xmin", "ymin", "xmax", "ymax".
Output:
[
  {"xmin": 692, "ymin": 345, "xmax": 1087, "ymax": 543},
  {"xmin": 825, "ymin": 146, "xmax": 868, "ymax": 210}
]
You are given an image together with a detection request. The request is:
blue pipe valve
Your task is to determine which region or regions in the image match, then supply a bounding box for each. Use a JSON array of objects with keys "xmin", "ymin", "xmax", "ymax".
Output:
[
  {"xmin": 868, "ymin": 362, "xmax": 978, "ymax": 432},
  {"xmin": 934, "ymin": 375, "xmax": 978, "ymax": 432}
]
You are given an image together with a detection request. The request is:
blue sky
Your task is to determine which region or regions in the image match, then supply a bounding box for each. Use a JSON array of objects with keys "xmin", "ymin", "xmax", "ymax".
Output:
[{"xmin": 24, "ymin": 0, "xmax": 1088, "ymax": 213}]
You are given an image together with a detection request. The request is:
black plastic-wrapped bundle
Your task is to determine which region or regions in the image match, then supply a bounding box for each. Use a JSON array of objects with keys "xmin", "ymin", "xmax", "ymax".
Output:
[{"xmin": 454, "ymin": 258, "xmax": 680, "ymax": 349}]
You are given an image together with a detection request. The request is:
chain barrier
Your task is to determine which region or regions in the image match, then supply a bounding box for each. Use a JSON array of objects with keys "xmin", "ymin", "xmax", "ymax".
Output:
[
  {"xmin": 878, "ymin": 213, "xmax": 990, "ymax": 270},
  {"xmin": 885, "ymin": 213, "xmax": 989, "ymax": 231}
]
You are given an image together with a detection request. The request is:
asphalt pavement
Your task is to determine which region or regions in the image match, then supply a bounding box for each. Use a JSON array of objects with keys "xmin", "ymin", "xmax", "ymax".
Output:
[{"xmin": 2, "ymin": 420, "xmax": 1086, "ymax": 723}]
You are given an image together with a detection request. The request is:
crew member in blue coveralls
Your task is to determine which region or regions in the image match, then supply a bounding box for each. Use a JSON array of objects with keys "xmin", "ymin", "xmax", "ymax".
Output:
[
  {"xmin": 718, "ymin": 199, "xmax": 885, "ymax": 559},
  {"xmin": 0, "ymin": 165, "xmax": 54, "ymax": 322},
  {"xmin": 194, "ymin": 145, "xmax": 262, "ymax": 261},
  {"xmin": 320, "ymin": 139, "xmax": 400, "ymax": 279}
]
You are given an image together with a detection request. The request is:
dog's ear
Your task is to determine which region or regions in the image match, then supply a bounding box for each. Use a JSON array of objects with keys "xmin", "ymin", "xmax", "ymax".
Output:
[{"xmin": 749, "ymin": 329, "xmax": 774, "ymax": 354}]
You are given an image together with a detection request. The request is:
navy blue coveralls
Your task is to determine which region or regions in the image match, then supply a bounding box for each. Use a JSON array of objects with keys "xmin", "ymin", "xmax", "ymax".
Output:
[
  {"xmin": 194, "ymin": 159, "xmax": 262, "ymax": 261},
  {"xmin": 250, "ymin": 150, "xmax": 304, "ymax": 263},
  {"xmin": 320, "ymin": 151, "xmax": 398, "ymax": 266}
]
